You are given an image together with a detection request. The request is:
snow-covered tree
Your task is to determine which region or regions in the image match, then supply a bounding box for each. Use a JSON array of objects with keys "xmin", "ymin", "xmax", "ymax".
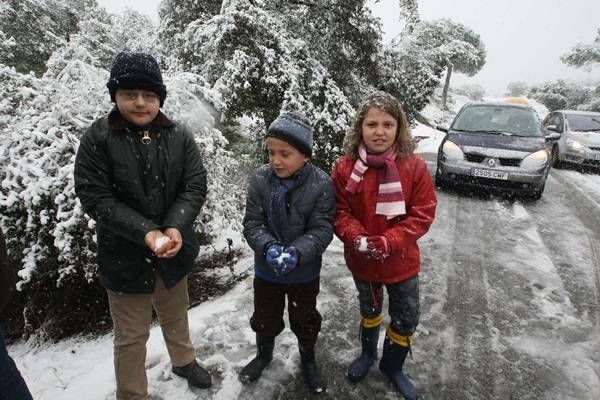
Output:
[
  {"xmin": 398, "ymin": 0, "xmax": 420, "ymax": 33},
  {"xmin": 263, "ymin": 0, "xmax": 382, "ymax": 96},
  {"xmin": 455, "ymin": 83, "xmax": 486, "ymax": 101},
  {"xmin": 562, "ymin": 28, "xmax": 600, "ymax": 70},
  {"xmin": 528, "ymin": 80, "xmax": 592, "ymax": 112},
  {"xmin": 379, "ymin": 33, "xmax": 444, "ymax": 122},
  {"xmin": 46, "ymin": 7, "xmax": 161, "ymax": 75},
  {"xmin": 158, "ymin": 0, "xmax": 223, "ymax": 54},
  {"xmin": 561, "ymin": 29, "xmax": 600, "ymax": 111},
  {"xmin": 506, "ymin": 81, "xmax": 529, "ymax": 97},
  {"xmin": 0, "ymin": 0, "xmax": 84, "ymax": 74},
  {"xmin": 413, "ymin": 19, "xmax": 486, "ymax": 109},
  {"xmin": 177, "ymin": 0, "xmax": 354, "ymax": 170}
]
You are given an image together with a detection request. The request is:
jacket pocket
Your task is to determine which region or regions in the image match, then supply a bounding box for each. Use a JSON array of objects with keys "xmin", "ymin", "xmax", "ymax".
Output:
[{"xmin": 97, "ymin": 231, "xmax": 145, "ymax": 281}]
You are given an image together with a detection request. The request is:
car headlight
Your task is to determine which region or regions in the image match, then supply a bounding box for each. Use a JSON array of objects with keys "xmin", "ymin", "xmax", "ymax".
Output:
[
  {"xmin": 566, "ymin": 138, "xmax": 586, "ymax": 151},
  {"xmin": 441, "ymin": 140, "xmax": 464, "ymax": 161},
  {"xmin": 521, "ymin": 149, "xmax": 548, "ymax": 170}
]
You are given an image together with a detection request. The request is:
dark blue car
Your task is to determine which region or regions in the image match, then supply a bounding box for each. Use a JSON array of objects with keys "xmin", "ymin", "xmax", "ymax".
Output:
[{"xmin": 435, "ymin": 102, "xmax": 552, "ymax": 200}]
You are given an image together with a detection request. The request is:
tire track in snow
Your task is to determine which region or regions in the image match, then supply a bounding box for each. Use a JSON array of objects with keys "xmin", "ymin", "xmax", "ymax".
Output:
[
  {"xmin": 424, "ymin": 189, "xmax": 560, "ymax": 400},
  {"xmin": 589, "ymin": 238, "xmax": 600, "ymax": 328},
  {"xmin": 435, "ymin": 192, "xmax": 499, "ymax": 400},
  {"xmin": 530, "ymin": 170, "xmax": 600, "ymax": 327}
]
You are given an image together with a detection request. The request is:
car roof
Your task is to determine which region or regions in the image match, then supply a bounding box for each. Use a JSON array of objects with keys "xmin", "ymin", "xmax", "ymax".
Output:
[
  {"xmin": 461, "ymin": 101, "xmax": 536, "ymax": 112},
  {"xmin": 555, "ymin": 110, "xmax": 600, "ymax": 116}
]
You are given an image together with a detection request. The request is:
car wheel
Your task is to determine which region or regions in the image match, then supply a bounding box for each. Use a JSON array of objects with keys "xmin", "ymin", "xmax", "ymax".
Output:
[
  {"xmin": 528, "ymin": 190, "xmax": 542, "ymax": 200},
  {"xmin": 526, "ymin": 183, "xmax": 545, "ymax": 201},
  {"xmin": 551, "ymin": 145, "xmax": 562, "ymax": 168}
]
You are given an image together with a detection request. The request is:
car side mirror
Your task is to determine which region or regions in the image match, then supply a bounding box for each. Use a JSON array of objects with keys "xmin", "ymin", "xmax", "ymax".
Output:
[
  {"xmin": 546, "ymin": 124, "xmax": 560, "ymax": 133},
  {"xmin": 545, "ymin": 131, "xmax": 560, "ymax": 142},
  {"xmin": 437, "ymin": 125, "xmax": 449, "ymax": 133}
]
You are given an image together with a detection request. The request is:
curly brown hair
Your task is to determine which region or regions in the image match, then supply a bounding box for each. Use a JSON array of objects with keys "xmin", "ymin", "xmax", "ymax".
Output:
[{"xmin": 343, "ymin": 91, "xmax": 415, "ymax": 160}]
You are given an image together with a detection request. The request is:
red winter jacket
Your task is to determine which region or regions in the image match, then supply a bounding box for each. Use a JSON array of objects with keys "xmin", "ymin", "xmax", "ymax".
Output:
[{"xmin": 332, "ymin": 154, "xmax": 437, "ymax": 283}]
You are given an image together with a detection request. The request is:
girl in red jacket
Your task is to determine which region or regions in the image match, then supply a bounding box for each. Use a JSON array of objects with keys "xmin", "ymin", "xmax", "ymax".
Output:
[{"xmin": 331, "ymin": 91, "xmax": 437, "ymax": 399}]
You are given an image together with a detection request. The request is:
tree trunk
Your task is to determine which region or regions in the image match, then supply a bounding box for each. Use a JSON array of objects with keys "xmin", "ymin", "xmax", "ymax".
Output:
[{"xmin": 442, "ymin": 64, "xmax": 453, "ymax": 110}]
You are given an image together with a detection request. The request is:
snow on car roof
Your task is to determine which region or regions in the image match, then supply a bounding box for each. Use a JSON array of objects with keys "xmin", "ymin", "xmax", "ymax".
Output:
[
  {"xmin": 558, "ymin": 110, "xmax": 600, "ymax": 116},
  {"xmin": 461, "ymin": 101, "xmax": 536, "ymax": 112},
  {"xmin": 503, "ymin": 97, "xmax": 530, "ymax": 106}
]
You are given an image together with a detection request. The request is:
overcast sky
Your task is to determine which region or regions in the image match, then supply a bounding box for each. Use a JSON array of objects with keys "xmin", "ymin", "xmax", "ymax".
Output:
[{"xmin": 97, "ymin": 0, "xmax": 600, "ymax": 96}]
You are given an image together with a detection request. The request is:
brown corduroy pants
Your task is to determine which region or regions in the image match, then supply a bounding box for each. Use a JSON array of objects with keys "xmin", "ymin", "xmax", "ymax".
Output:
[{"xmin": 106, "ymin": 273, "xmax": 196, "ymax": 400}]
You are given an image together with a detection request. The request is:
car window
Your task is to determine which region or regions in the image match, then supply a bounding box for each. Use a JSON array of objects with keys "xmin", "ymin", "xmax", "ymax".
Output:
[
  {"xmin": 451, "ymin": 105, "xmax": 542, "ymax": 137},
  {"xmin": 556, "ymin": 114, "xmax": 564, "ymax": 132},
  {"xmin": 545, "ymin": 114, "xmax": 563, "ymax": 132},
  {"xmin": 565, "ymin": 114, "xmax": 600, "ymax": 132},
  {"xmin": 544, "ymin": 113, "xmax": 557, "ymax": 127}
]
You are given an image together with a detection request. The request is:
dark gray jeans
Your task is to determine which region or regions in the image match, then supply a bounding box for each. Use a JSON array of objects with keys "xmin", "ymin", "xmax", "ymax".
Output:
[{"xmin": 353, "ymin": 275, "xmax": 420, "ymax": 336}]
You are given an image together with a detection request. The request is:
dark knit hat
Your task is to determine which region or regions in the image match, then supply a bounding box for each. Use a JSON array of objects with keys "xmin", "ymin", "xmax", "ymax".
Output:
[
  {"xmin": 267, "ymin": 111, "xmax": 314, "ymax": 157},
  {"xmin": 106, "ymin": 52, "xmax": 167, "ymax": 107}
]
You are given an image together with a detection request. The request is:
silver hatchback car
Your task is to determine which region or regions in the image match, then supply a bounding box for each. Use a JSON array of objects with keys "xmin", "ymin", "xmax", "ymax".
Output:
[{"xmin": 542, "ymin": 110, "xmax": 600, "ymax": 168}]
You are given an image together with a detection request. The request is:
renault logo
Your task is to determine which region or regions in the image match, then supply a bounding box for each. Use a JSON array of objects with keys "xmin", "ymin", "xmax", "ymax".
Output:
[{"xmin": 487, "ymin": 158, "xmax": 496, "ymax": 167}]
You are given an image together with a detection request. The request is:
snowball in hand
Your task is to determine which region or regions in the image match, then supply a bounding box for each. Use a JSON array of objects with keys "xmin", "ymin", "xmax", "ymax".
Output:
[
  {"xmin": 358, "ymin": 236, "xmax": 368, "ymax": 252},
  {"xmin": 154, "ymin": 236, "xmax": 171, "ymax": 253}
]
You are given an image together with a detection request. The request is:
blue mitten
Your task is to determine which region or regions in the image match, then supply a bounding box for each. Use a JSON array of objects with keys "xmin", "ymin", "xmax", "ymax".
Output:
[
  {"xmin": 278, "ymin": 246, "xmax": 300, "ymax": 275},
  {"xmin": 266, "ymin": 243, "xmax": 285, "ymax": 270}
]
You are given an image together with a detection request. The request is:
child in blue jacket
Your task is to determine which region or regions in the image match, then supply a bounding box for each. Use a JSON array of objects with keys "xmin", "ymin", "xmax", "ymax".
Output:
[{"xmin": 240, "ymin": 112, "xmax": 336, "ymax": 393}]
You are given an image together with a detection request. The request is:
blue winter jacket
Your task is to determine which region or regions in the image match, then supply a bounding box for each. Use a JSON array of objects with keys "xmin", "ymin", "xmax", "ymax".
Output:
[{"xmin": 243, "ymin": 163, "xmax": 335, "ymax": 283}]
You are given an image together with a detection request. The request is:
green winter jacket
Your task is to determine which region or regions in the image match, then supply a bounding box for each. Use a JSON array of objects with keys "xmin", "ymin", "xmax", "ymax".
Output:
[{"xmin": 74, "ymin": 110, "xmax": 207, "ymax": 293}]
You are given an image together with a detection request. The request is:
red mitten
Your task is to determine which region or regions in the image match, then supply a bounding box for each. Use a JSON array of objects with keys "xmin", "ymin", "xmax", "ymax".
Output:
[{"xmin": 366, "ymin": 235, "xmax": 390, "ymax": 260}]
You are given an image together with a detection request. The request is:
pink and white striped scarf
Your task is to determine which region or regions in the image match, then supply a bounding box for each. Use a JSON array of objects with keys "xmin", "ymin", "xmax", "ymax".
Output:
[{"xmin": 345, "ymin": 143, "xmax": 406, "ymax": 219}]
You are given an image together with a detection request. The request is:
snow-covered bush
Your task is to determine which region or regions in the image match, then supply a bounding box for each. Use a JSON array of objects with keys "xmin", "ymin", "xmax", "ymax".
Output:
[{"xmin": 0, "ymin": 47, "xmax": 105, "ymax": 338}]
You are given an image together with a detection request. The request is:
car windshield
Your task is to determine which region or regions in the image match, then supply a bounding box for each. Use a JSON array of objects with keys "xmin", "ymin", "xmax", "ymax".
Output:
[
  {"xmin": 566, "ymin": 114, "xmax": 600, "ymax": 132},
  {"xmin": 451, "ymin": 105, "xmax": 542, "ymax": 137}
]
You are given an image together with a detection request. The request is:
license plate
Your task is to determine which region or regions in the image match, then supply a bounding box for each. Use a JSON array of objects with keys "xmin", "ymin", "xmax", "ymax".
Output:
[{"xmin": 471, "ymin": 168, "xmax": 509, "ymax": 180}]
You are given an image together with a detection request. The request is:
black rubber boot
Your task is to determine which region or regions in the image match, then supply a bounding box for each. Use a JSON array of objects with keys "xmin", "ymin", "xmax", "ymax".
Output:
[
  {"xmin": 239, "ymin": 335, "xmax": 274, "ymax": 383},
  {"xmin": 172, "ymin": 359, "xmax": 212, "ymax": 389},
  {"xmin": 347, "ymin": 324, "xmax": 380, "ymax": 382},
  {"xmin": 299, "ymin": 341, "xmax": 326, "ymax": 394},
  {"xmin": 379, "ymin": 336, "xmax": 418, "ymax": 400}
]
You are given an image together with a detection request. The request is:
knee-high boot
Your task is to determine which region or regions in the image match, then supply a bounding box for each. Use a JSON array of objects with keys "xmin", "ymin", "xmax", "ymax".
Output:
[
  {"xmin": 379, "ymin": 329, "xmax": 417, "ymax": 400},
  {"xmin": 299, "ymin": 341, "xmax": 326, "ymax": 393},
  {"xmin": 239, "ymin": 334, "xmax": 274, "ymax": 383},
  {"xmin": 347, "ymin": 322, "xmax": 381, "ymax": 382}
]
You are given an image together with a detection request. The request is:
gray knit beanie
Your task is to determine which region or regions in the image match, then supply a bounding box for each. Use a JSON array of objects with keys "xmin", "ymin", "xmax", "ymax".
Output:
[{"xmin": 266, "ymin": 111, "xmax": 314, "ymax": 157}]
